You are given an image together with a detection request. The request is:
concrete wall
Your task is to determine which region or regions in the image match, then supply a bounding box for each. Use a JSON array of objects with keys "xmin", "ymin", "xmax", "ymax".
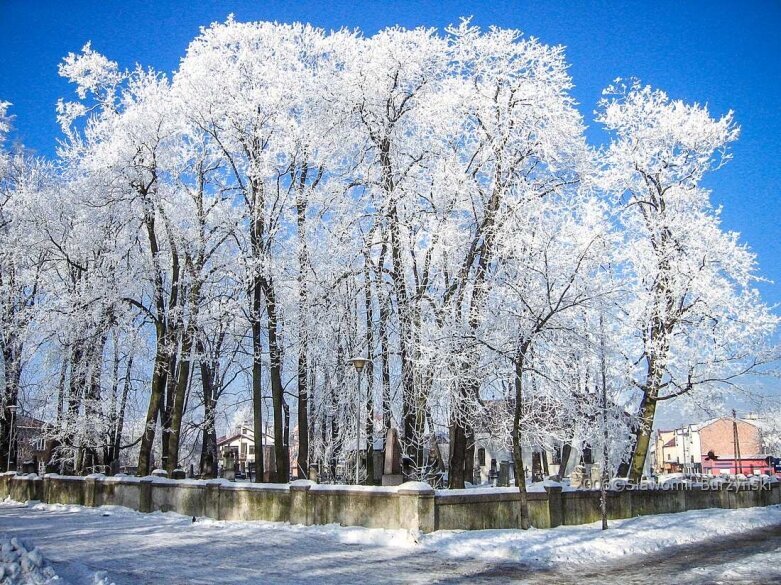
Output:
[
  {"xmin": 434, "ymin": 487, "xmax": 552, "ymax": 529},
  {"xmin": 0, "ymin": 471, "xmax": 778, "ymax": 534}
]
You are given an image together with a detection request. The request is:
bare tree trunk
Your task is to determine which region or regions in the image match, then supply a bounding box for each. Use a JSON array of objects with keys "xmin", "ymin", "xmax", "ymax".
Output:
[
  {"xmin": 446, "ymin": 178, "xmax": 504, "ymax": 487},
  {"xmin": 105, "ymin": 340, "xmax": 121, "ymax": 468},
  {"xmin": 251, "ymin": 280, "xmax": 265, "ymax": 482},
  {"xmin": 295, "ymin": 168, "xmax": 311, "ymax": 479},
  {"xmin": 138, "ymin": 190, "xmax": 171, "ymax": 476},
  {"xmin": 197, "ymin": 345, "xmax": 218, "ymax": 479},
  {"xmin": 0, "ymin": 342, "xmax": 21, "ymax": 472},
  {"xmin": 627, "ymin": 339, "xmax": 667, "ymax": 482},
  {"xmin": 139, "ymin": 328, "xmax": 168, "ymax": 476},
  {"xmin": 296, "ymin": 340, "xmax": 309, "ymax": 479},
  {"xmin": 111, "ymin": 356, "xmax": 133, "ymax": 468},
  {"xmin": 263, "ymin": 277, "xmax": 289, "ymax": 483},
  {"xmin": 512, "ymin": 351, "xmax": 530, "ymax": 530},
  {"xmin": 83, "ymin": 330, "xmax": 108, "ymax": 472},
  {"xmin": 378, "ymin": 288, "xmax": 392, "ymax": 434},
  {"xmin": 329, "ymin": 356, "xmax": 340, "ymax": 480},
  {"xmin": 388, "ymin": 201, "xmax": 417, "ymax": 466},
  {"xmin": 166, "ymin": 327, "xmax": 193, "ymax": 473},
  {"xmin": 363, "ymin": 259, "xmax": 375, "ymax": 484},
  {"xmin": 628, "ymin": 393, "xmax": 658, "ymax": 482},
  {"xmin": 65, "ymin": 341, "xmax": 86, "ymax": 475},
  {"xmin": 448, "ymin": 398, "xmax": 468, "ymax": 488}
]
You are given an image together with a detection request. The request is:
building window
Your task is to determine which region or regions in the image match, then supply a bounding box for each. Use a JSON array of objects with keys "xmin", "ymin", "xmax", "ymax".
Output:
[
  {"xmin": 241, "ymin": 443, "xmax": 247, "ymax": 456},
  {"xmin": 249, "ymin": 445, "xmax": 255, "ymax": 455}
]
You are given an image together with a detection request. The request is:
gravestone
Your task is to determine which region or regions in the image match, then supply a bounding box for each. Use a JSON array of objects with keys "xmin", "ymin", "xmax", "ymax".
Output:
[
  {"xmin": 382, "ymin": 428, "xmax": 404, "ymax": 486},
  {"xmin": 590, "ymin": 463, "xmax": 602, "ymax": 487},
  {"xmin": 222, "ymin": 452, "xmax": 236, "ymax": 481},
  {"xmin": 531, "ymin": 451, "xmax": 544, "ymax": 482},
  {"xmin": 151, "ymin": 468, "xmax": 168, "ymax": 478},
  {"xmin": 372, "ymin": 450, "xmax": 385, "ymax": 484},
  {"xmin": 488, "ymin": 459, "xmax": 498, "ymax": 485},
  {"xmin": 571, "ymin": 464, "xmax": 586, "ymax": 489},
  {"xmin": 498, "ymin": 461, "xmax": 511, "ymax": 487},
  {"xmin": 171, "ymin": 468, "xmax": 186, "ymax": 480}
]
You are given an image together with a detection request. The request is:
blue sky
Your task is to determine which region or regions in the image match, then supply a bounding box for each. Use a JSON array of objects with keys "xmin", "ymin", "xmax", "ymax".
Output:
[{"xmin": 1, "ymin": 0, "xmax": 780, "ymax": 311}]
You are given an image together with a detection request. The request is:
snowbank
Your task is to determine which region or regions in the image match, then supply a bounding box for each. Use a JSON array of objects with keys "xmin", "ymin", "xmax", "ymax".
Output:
[
  {"xmin": 0, "ymin": 534, "xmax": 63, "ymax": 584},
  {"xmin": 421, "ymin": 504, "xmax": 781, "ymax": 567},
  {"xmin": 0, "ymin": 531, "xmax": 115, "ymax": 585}
]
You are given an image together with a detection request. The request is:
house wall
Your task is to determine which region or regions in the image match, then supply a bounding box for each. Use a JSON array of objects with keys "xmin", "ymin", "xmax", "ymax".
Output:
[
  {"xmin": 699, "ymin": 419, "xmax": 762, "ymax": 460},
  {"xmin": 1, "ymin": 471, "xmax": 778, "ymax": 534}
]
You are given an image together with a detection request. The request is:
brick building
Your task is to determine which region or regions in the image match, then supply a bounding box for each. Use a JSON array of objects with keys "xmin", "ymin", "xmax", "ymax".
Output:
[
  {"xmin": 697, "ymin": 417, "xmax": 770, "ymax": 475},
  {"xmin": 653, "ymin": 416, "xmax": 772, "ymax": 476}
]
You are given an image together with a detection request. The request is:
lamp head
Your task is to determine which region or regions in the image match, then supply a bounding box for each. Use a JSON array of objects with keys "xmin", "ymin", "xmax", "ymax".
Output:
[{"xmin": 349, "ymin": 356, "xmax": 369, "ymax": 373}]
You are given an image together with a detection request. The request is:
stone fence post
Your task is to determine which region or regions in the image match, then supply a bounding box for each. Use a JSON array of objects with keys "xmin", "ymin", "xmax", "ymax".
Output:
[
  {"xmin": 84, "ymin": 474, "xmax": 104, "ymax": 508},
  {"xmin": 290, "ymin": 479, "xmax": 315, "ymax": 525},
  {"xmin": 398, "ymin": 481, "xmax": 435, "ymax": 533},
  {"xmin": 204, "ymin": 480, "xmax": 221, "ymax": 520},
  {"xmin": 544, "ymin": 484, "xmax": 563, "ymax": 528},
  {"xmin": 10, "ymin": 474, "xmax": 43, "ymax": 503},
  {"xmin": 139, "ymin": 477, "xmax": 153, "ymax": 513},
  {"xmin": 0, "ymin": 472, "xmax": 14, "ymax": 499}
]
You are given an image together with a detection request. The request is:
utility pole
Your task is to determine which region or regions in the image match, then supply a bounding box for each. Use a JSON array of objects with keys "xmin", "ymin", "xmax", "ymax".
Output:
[{"xmin": 732, "ymin": 409, "xmax": 743, "ymax": 476}]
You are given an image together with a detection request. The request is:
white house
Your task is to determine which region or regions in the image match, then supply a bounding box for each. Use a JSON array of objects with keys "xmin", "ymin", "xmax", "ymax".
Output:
[{"xmin": 217, "ymin": 423, "xmax": 275, "ymax": 481}]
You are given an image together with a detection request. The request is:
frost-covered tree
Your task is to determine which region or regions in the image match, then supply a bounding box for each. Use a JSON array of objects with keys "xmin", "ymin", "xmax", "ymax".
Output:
[
  {"xmin": 0, "ymin": 103, "xmax": 52, "ymax": 470},
  {"xmin": 598, "ymin": 80, "xmax": 779, "ymax": 482},
  {"xmin": 2, "ymin": 20, "xmax": 775, "ymax": 495}
]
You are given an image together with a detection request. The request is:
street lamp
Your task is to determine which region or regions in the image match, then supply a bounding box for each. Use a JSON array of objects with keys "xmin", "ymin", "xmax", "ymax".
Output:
[
  {"xmin": 349, "ymin": 357, "xmax": 369, "ymax": 485},
  {"xmin": 6, "ymin": 404, "xmax": 18, "ymax": 472}
]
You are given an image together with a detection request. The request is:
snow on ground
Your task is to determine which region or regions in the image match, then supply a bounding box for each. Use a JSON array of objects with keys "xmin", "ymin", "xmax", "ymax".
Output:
[
  {"xmin": 423, "ymin": 504, "xmax": 781, "ymax": 567},
  {"xmin": 15, "ymin": 500, "xmax": 781, "ymax": 568},
  {"xmin": 1, "ymin": 499, "xmax": 780, "ymax": 583}
]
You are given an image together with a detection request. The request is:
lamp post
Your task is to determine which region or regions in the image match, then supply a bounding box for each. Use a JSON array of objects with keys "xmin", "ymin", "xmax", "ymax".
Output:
[
  {"xmin": 349, "ymin": 357, "xmax": 369, "ymax": 485},
  {"xmin": 6, "ymin": 404, "xmax": 18, "ymax": 472}
]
